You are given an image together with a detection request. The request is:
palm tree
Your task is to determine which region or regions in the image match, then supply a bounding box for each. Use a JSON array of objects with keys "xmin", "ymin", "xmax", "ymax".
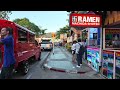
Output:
[{"xmin": 41, "ymin": 29, "xmax": 47, "ymax": 35}]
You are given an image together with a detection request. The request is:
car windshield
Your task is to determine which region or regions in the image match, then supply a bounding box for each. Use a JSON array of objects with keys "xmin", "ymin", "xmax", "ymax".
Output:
[
  {"xmin": 41, "ymin": 42, "xmax": 49, "ymax": 44},
  {"xmin": 41, "ymin": 40, "xmax": 52, "ymax": 44}
]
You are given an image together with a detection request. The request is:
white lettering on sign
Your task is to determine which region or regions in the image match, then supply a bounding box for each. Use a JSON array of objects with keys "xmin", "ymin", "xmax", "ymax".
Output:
[
  {"xmin": 83, "ymin": 16, "xmax": 86, "ymax": 22},
  {"xmin": 71, "ymin": 14, "xmax": 101, "ymax": 27},
  {"xmin": 73, "ymin": 16, "xmax": 100, "ymax": 23},
  {"xmin": 72, "ymin": 16, "xmax": 78, "ymax": 24},
  {"xmin": 86, "ymin": 17, "xmax": 93, "ymax": 22}
]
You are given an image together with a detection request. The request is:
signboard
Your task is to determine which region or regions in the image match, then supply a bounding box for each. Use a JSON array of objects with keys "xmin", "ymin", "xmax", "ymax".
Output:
[
  {"xmin": 102, "ymin": 50, "xmax": 114, "ymax": 79},
  {"xmin": 70, "ymin": 14, "xmax": 102, "ymax": 27},
  {"xmin": 87, "ymin": 47, "xmax": 100, "ymax": 72}
]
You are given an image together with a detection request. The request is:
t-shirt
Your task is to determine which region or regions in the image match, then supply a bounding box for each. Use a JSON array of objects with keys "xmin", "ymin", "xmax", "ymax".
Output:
[
  {"xmin": 1, "ymin": 35, "xmax": 16, "ymax": 67},
  {"xmin": 71, "ymin": 44, "xmax": 76, "ymax": 51},
  {"xmin": 75, "ymin": 42, "xmax": 83, "ymax": 54}
]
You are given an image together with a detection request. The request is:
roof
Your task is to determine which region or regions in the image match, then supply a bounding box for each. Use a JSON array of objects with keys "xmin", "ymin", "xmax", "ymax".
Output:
[
  {"xmin": 15, "ymin": 23, "xmax": 35, "ymax": 35},
  {"xmin": 0, "ymin": 19, "xmax": 35, "ymax": 35}
]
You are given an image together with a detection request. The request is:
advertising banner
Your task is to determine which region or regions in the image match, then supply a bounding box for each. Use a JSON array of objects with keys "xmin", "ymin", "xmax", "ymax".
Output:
[
  {"xmin": 87, "ymin": 47, "xmax": 100, "ymax": 72},
  {"xmin": 102, "ymin": 50, "xmax": 114, "ymax": 79}
]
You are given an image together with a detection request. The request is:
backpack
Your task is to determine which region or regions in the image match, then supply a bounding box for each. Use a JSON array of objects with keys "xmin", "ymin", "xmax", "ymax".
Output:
[{"xmin": 78, "ymin": 43, "xmax": 85, "ymax": 55}]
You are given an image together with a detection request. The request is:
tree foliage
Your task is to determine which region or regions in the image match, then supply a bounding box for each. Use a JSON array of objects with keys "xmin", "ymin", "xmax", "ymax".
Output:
[
  {"xmin": 13, "ymin": 18, "xmax": 47, "ymax": 37},
  {"xmin": 0, "ymin": 11, "xmax": 12, "ymax": 20},
  {"xmin": 56, "ymin": 25, "xmax": 70, "ymax": 39},
  {"xmin": 39, "ymin": 26, "xmax": 47, "ymax": 35},
  {"xmin": 41, "ymin": 29, "xmax": 47, "ymax": 35}
]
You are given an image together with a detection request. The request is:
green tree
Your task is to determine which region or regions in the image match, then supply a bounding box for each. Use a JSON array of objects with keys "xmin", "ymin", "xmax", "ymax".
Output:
[
  {"xmin": 39, "ymin": 26, "xmax": 47, "ymax": 35},
  {"xmin": 13, "ymin": 18, "xmax": 47, "ymax": 37},
  {"xmin": 56, "ymin": 25, "xmax": 70, "ymax": 39},
  {"xmin": 41, "ymin": 29, "xmax": 47, "ymax": 34},
  {"xmin": 0, "ymin": 11, "xmax": 12, "ymax": 20}
]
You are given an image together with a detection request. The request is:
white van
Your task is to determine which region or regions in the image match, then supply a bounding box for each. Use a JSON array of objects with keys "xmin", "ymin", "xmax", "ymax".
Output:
[{"xmin": 40, "ymin": 38, "xmax": 53, "ymax": 51}]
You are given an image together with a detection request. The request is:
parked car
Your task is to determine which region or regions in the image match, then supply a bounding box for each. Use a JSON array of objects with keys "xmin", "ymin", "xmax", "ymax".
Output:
[{"xmin": 40, "ymin": 39, "xmax": 53, "ymax": 51}]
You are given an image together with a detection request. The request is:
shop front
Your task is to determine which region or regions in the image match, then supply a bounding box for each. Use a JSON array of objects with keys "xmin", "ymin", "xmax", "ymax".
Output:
[
  {"xmin": 101, "ymin": 11, "xmax": 120, "ymax": 79},
  {"xmin": 69, "ymin": 11, "xmax": 103, "ymax": 73},
  {"xmin": 102, "ymin": 28, "xmax": 120, "ymax": 79}
]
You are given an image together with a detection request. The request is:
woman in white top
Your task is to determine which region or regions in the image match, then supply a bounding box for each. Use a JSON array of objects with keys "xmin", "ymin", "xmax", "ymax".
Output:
[{"xmin": 71, "ymin": 40, "xmax": 77, "ymax": 63}]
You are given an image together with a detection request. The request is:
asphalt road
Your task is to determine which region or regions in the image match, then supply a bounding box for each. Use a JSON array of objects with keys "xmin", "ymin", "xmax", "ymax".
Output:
[{"xmin": 13, "ymin": 51, "xmax": 50, "ymax": 79}]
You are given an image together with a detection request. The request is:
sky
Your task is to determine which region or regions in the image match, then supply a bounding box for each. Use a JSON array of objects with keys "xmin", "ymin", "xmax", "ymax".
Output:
[{"xmin": 9, "ymin": 11, "xmax": 69, "ymax": 33}]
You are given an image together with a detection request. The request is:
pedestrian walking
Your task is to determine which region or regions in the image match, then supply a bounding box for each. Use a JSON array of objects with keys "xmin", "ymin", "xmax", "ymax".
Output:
[
  {"xmin": 75, "ymin": 38, "xmax": 85, "ymax": 68},
  {"xmin": 71, "ymin": 40, "xmax": 77, "ymax": 63},
  {"xmin": 0, "ymin": 27, "xmax": 16, "ymax": 79}
]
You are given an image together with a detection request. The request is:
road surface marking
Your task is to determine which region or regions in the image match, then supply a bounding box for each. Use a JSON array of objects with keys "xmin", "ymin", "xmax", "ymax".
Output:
[{"xmin": 26, "ymin": 74, "xmax": 32, "ymax": 79}]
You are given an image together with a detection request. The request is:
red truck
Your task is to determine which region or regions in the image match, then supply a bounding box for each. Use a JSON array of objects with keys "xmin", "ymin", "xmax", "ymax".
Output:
[{"xmin": 0, "ymin": 19, "xmax": 41, "ymax": 75}]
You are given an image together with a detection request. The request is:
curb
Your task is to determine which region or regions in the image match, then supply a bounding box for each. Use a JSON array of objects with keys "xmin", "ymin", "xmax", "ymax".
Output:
[
  {"xmin": 44, "ymin": 64, "xmax": 87, "ymax": 74},
  {"xmin": 43, "ymin": 47, "xmax": 88, "ymax": 74},
  {"xmin": 40, "ymin": 52, "xmax": 51, "ymax": 69}
]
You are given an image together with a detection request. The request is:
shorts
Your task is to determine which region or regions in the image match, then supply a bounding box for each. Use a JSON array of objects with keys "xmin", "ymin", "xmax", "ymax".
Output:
[{"xmin": 72, "ymin": 50, "xmax": 75, "ymax": 55}]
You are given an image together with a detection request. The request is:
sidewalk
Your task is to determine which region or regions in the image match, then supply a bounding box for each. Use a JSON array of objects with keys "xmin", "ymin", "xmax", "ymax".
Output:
[{"xmin": 44, "ymin": 46, "xmax": 105, "ymax": 79}]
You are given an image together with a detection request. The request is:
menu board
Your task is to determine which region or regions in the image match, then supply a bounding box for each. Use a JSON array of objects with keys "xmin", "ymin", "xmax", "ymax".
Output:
[
  {"xmin": 102, "ymin": 50, "xmax": 114, "ymax": 79},
  {"xmin": 87, "ymin": 47, "xmax": 100, "ymax": 72}
]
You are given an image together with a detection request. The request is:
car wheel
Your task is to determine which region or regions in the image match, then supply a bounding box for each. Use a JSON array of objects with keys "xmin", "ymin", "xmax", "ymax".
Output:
[
  {"xmin": 38, "ymin": 52, "xmax": 41, "ymax": 61},
  {"xmin": 20, "ymin": 61, "xmax": 29, "ymax": 75}
]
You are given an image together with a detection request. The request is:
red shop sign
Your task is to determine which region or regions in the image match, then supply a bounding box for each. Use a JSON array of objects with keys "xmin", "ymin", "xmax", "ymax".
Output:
[{"xmin": 69, "ymin": 14, "xmax": 102, "ymax": 27}]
